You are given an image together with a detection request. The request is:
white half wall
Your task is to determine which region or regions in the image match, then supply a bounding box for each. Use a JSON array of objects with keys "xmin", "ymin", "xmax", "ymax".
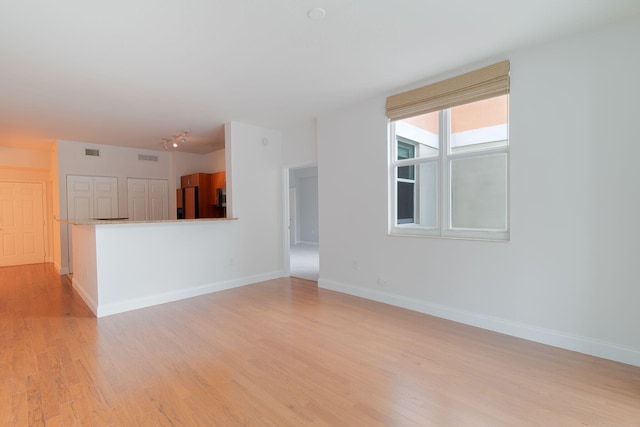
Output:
[
  {"xmin": 70, "ymin": 121, "xmax": 284, "ymax": 316},
  {"xmin": 317, "ymin": 16, "xmax": 640, "ymax": 367},
  {"xmin": 56, "ymin": 141, "xmax": 225, "ymax": 274},
  {"xmin": 70, "ymin": 224, "xmax": 98, "ymax": 313},
  {"xmin": 71, "ymin": 221, "xmax": 282, "ymax": 317},
  {"xmin": 56, "ymin": 140, "xmax": 174, "ymax": 273}
]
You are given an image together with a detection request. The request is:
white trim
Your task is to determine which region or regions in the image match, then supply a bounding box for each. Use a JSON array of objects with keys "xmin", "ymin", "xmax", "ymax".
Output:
[
  {"xmin": 395, "ymin": 120, "xmax": 438, "ymax": 148},
  {"xmin": 318, "ymin": 278, "xmax": 640, "ymax": 368},
  {"xmin": 390, "ymin": 104, "xmax": 510, "ymax": 242},
  {"xmin": 282, "ymin": 161, "xmax": 318, "ymax": 277},
  {"xmin": 72, "ymin": 277, "xmax": 98, "ymax": 315},
  {"xmin": 75, "ymin": 270, "xmax": 285, "ymax": 318},
  {"xmin": 54, "ymin": 262, "xmax": 68, "ymax": 275},
  {"xmin": 450, "ymin": 124, "xmax": 508, "ymax": 148}
]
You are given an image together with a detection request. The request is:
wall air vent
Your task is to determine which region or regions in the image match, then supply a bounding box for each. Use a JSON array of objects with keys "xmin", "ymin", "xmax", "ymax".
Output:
[
  {"xmin": 138, "ymin": 154, "xmax": 159, "ymax": 162},
  {"xmin": 85, "ymin": 148, "xmax": 100, "ymax": 157}
]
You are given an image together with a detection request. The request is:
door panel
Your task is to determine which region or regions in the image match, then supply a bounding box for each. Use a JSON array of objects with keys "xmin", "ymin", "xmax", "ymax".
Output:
[
  {"xmin": 127, "ymin": 178, "xmax": 149, "ymax": 221},
  {"xmin": 94, "ymin": 177, "xmax": 118, "ymax": 218},
  {"xmin": 148, "ymin": 179, "xmax": 168, "ymax": 221},
  {"xmin": 67, "ymin": 176, "xmax": 94, "ymax": 221},
  {"xmin": 0, "ymin": 182, "xmax": 45, "ymax": 267},
  {"xmin": 127, "ymin": 178, "xmax": 168, "ymax": 221},
  {"xmin": 131, "ymin": 196, "xmax": 148, "ymax": 221},
  {"xmin": 66, "ymin": 175, "xmax": 118, "ymax": 273}
]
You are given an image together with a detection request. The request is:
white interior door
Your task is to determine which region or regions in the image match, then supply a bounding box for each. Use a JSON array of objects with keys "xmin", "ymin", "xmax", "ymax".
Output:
[
  {"xmin": 127, "ymin": 178, "xmax": 168, "ymax": 221},
  {"xmin": 127, "ymin": 178, "xmax": 149, "ymax": 221},
  {"xmin": 67, "ymin": 176, "xmax": 94, "ymax": 221},
  {"xmin": 148, "ymin": 179, "xmax": 168, "ymax": 220},
  {"xmin": 93, "ymin": 177, "xmax": 119, "ymax": 218},
  {"xmin": 66, "ymin": 175, "xmax": 118, "ymax": 273},
  {"xmin": 67, "ymin": 175, "xmax": 118, "ymax": 221},
  {"xmin": 0, "ymin": 182, "xmax": 46, "ymax": 267}
]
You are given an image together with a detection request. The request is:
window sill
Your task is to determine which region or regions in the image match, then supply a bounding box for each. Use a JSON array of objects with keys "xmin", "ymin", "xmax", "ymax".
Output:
[{"xmin": 388, "ymin": 228, "xmax": 510, "ymax": 242}]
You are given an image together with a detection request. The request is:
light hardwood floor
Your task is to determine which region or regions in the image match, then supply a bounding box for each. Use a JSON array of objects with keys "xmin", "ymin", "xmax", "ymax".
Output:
[{"xmin": 1, "ymin": 263, "xmax": 639, "ymax": 426}]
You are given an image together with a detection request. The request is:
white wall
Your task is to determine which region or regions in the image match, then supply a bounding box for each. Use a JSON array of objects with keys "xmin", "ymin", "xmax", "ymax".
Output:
[
  {"xmin": 72, "ymin": 220, "xmax": 277, "ymax": 317},
  {"xmin": 282, "ymin": 119, "xmax": 317, "ymax": 166},
  {"xmin": 70, "ymin": 224, "xmax": 98, "ymax": 310},
  {"xmin": 57, "ymin": 140, "xmax": 173, "ymax": 273},
  {"xmin": 68, "ymin": 122, "xmax": 283, "ymax": 316},
  {"xmin": 0, "ymin": 145, "xmax": 51, "ymax": 170},
  {"xmin": 57, "ymin": 140, "xmax": 173, "ymax": 216},
  {"xmin": 225, "ymin": 121, "xmax": 284, "ymax": 277},
  {"xmin": 317, "ymin": 16, "xmax": 640, "ymax": 367},
  {"xmin": 56, "ymin": 140, "xmax": 228, "ymax": 274}
]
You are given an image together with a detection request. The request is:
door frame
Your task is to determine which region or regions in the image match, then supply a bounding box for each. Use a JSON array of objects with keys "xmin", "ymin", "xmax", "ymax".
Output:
[
  {"xmin": 282, "ymin": 161, "xmax": 317, "ymax": 278},
  {"xmin": 289, "ymin": 188, "xmax": 298, "ymax": 245}
]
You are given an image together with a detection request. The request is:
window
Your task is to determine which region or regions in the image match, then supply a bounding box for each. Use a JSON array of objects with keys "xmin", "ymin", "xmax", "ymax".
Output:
[{"xmin": 386, "ymin": 61, "xmax": 510, "ymax": 240}]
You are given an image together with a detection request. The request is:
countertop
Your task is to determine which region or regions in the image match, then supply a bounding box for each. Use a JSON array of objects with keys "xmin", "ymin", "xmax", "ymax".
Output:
[{"xmin": 56, "ymin": 217, "xmax": 237, "ymax": 225}]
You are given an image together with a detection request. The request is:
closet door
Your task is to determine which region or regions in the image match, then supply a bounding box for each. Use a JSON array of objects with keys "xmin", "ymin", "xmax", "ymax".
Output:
[
  {"xmin": 67, "ymin": 175, "xmax": 118, "ymax": 221},
  {"xmin": 148, "ymin": 179, "xmax": 168, "ymax": 221},
  {"xmin": 127, "ymin": 178, "xmax": 168, "ymax": 221},
  {"xmin": 93, "ymin": 177, "xmax": 118, "ymax": 218},
  {"xmin": 127, "ymin": 178, "xmax": 149, "ymax": 221},
  {"xmin": 66, "ymin": 175, "xmax": 94, "ymax": 221},
  {"xmin": 66, "ymin": 175, "xmax": 118, "ymax": 273}
]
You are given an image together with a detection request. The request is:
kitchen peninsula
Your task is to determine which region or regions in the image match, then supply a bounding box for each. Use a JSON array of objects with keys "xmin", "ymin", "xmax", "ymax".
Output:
[{"xmin": 69, "ymin": 217, "xmax": 239, "ymax": 317}]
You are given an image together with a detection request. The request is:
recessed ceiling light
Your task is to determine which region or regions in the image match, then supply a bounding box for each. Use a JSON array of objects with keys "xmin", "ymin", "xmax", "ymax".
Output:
[{"xmin": 307, "ymin": 7, "xmax": 326, "ymax": 20}]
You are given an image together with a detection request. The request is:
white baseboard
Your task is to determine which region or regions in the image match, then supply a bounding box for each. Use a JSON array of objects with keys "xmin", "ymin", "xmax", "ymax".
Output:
[
  {"xmin": 319, "ymin": 278, "xmax": 640, "ymax": 368},
  {"xmin": 71, "ymin": 277, "xmax": 98, "ymax": 316},
  {"xmin": 95, "ymin": 270, "xmax": 285, "ymax": 318},
  {"xmin": 54, "ymin": 262, "xmax": 69, "ymax": 275},
  {"xmin": 295, "ymin": 241, "xmax": 319, "ymax": 246}
]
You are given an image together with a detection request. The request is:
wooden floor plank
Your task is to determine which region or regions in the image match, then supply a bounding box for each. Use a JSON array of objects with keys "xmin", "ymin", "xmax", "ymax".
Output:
[{"xmin": 1, "ymin": 264, "xmax": 640, "ymax": 426}]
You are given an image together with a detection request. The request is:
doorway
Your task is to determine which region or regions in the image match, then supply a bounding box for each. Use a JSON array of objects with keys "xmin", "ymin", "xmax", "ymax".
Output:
[{"xmin": 286, "ymin": 165, "xmax": 319, "ymax": 281}]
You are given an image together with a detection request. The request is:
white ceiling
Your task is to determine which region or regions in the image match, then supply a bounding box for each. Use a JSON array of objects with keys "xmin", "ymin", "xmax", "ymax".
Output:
[{"xmin": 1, "ymin": 1, "xmax": 639, "ymax": 153}]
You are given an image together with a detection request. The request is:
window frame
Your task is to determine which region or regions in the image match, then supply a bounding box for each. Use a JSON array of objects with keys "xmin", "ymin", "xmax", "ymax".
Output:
[
  {"xmin": 389, "ymin": 101, "xmax": 510, "ymax": 241},
  {"xmin": 396, "ymin": 138, "xmax": 418, "ymax": 224}
]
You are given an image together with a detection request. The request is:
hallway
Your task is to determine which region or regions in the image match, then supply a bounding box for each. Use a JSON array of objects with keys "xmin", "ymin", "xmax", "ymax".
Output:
[{"xmin": 289, "ymin": 243, "xmax": 319, "ymax": 281}]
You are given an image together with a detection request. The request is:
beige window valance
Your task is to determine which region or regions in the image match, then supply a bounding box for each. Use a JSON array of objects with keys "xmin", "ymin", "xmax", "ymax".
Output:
[{"xmin": 386, "ymin": 60, "xmax": 510, "ymax": 121}]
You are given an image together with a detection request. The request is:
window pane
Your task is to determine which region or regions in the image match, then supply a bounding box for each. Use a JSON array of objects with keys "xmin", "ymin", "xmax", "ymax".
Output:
[
  {"xmin": 450, "ymin": 95, "xmax": 508, "ymax": 153},
  {"xmin": 450, "ymin": 154, "xmax": 507, "ymax": 230},
  {"xmin": 397, "ymin": 181, "xmax": 414, "ymax": 224},
  {"xmin": 415, "ymin": 162, "xmax": 438, "ymax": 228},
  {"xmin": 398, "ymin": 165, "xmax": 414, "ymax": 180},
  {"xmin": 395, "ymin": 111, "xmax": 439, "ymax": 158},
  {"xmin": 397, "ymin": 162, "xmax": 438, "ymax": 227},
  {"xmin": 397, "ymin": 141, "xmax": 415, "ymax": 160},
  {"xmin": 397, "ymin": 140, "xmax": 416, "ymax": 180}
]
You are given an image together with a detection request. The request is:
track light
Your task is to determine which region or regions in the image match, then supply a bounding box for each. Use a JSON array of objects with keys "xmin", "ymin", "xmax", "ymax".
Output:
[{"xmin": 162, "ymin": 130, "xmax": 189, "ymax": 150}]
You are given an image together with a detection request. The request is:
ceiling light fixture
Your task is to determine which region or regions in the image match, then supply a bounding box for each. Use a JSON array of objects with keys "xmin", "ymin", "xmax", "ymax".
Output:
[{"xmin": 162, "ymin": 130, "xmax": 189, "ymax": 150}]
